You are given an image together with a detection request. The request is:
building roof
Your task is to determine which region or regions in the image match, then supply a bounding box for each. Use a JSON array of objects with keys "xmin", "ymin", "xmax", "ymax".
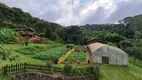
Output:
[
  {"xmin": 87, "ymin": 38, "xmax": 101, "ymax": 43},
  {"xmin": 22, "ymin": 28, "xmax": 35, "ymax": 32},
  {"xmin": 87, "ymin": 43, "xmax": 126, "ymax": 55},
  {"xmin": 15, "ymin": 28, "xmax": 35, "ymax": 32}
]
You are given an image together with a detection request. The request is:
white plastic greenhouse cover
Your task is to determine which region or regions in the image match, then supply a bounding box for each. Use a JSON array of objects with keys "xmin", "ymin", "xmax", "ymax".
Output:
[{"xmin": 87, "ymin": 43, "xmax": 128, "ymax": 65}]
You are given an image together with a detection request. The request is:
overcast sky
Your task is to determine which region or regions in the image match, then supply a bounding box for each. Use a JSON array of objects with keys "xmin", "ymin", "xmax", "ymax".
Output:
[{"xmin": 0, "ymin": 0, "xmax": 142, "ymax": 26}]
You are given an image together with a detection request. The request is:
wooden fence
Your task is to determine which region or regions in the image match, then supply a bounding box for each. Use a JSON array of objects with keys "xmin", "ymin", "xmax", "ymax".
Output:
[{"xmin": 1, "ymin": 63, "xmax": 62, "ymax": 75}]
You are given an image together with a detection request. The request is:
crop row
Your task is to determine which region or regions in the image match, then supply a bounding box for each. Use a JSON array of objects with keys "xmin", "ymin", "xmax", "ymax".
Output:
[
  {"xmin": 31, "ymin": 46, "xmax": 67, "ymax": 60},
  {"xmin": 63, "ymin": 52, "xmax": 86, "ymax": 64},
  {"xmin": 15, "ymin": 43, "xmax": 63, "ymax": 55}
]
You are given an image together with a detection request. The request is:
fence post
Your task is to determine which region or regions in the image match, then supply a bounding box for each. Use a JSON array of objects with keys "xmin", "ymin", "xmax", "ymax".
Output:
[
  {"xmin": 16, "ymin": 64, "xmax": 18, "ymax": 73},
  {"xmin": 8, "ymin": 65, "xmax": 10, "ymax": 73},
  {"xmin": 3, "ymin": 65, "xmax": 8, "ymax": 75},
  {"xmin": 23, "ymin": 63, "xmax": 26, "ymax": 70},
  {"xmin": 20, "ymin": 63, "xmax": 21, "ymax": 72},
  {"xmin": 10, "ymin": 64, "xmax": 13, "ymax": 73},
  {"xmin": 41, "ymin": 65, "xmax": 42, "ymax": 72}
]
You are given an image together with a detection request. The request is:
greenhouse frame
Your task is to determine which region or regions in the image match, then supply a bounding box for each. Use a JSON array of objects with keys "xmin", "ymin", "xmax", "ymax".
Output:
[{"xmin": 86, "ymin": 43, "xmax": 128, "ymax": 66}]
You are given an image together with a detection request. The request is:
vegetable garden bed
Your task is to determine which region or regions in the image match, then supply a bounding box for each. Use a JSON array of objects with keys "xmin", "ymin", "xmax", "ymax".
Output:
[
  {"xmin": 63, "ymin": 46, "xmax": 86, "ymax": 64},
  {"xmin": 63, "ymin": 52, "xmax": 86, "ymax": 64},
  {"xmin": 15, "ymin": 44, "xmax": 62, "ymax": 55},
  {"xmin": 31, "ymin": 46, "xmax": 66, "ymax": 61}
]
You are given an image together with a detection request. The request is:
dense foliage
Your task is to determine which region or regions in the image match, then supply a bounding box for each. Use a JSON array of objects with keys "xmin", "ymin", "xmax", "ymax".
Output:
[
  {"xmin": 86, "ymin": 31, "xmax": 124, "ymax": 45},
  {"xmin": 81, "ymin": 24, "xmax": 134, "ymax": 38},
  {"xmin": 0, "ymin": 29, "xmax": 19, "ymax": 44},
  {"xmin": 81, "ymin": 14, "xmax": 142, "ymax": 39},
  {"xmin": 0, "ymin": 47, "xmax": 11, "ymax": 60},
  {"xmin": 0, "ymin": 2, "xmax": 63, "ymax": 41},
  {"xmin": 60, "ymin": 26, "xmax": 86, "ymax": 44},
  {"xmin": 63, "ymin": 64, "xmax": 100, "ymax": 80}
]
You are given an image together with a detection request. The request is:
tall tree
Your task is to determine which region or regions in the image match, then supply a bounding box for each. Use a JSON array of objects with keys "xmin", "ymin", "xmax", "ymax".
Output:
[
  {"xmin": 133, "ymin": 31, "xmax": 142, "ymax": 64},
  {"xmin": 61, "ymin": 26, "xmax": 84, "ymax": 44}
]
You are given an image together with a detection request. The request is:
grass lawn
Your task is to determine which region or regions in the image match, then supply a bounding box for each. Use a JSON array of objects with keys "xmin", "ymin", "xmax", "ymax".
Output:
[
  {"xmin": 129, "ymin": 57, "xmax": 142, "ymax": 68},
  {"xmin": 0, "ymin": 51, "xmax": 46, "ymax": 68},
  {"xmin": 99, "ymin": 57, "xmax": 142, "ymax": 80},
  {"xmin": 100, "ymin": 64, "xmax": 142, "ymax": 80},
  {"xmin": 0, "ymin": 43, "xmax": 61, "ymax": 50}
]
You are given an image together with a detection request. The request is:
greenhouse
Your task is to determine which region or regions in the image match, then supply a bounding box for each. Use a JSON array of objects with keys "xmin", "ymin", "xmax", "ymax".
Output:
[{"xmin": 86, "ymin": 43, "xmax": 128, "ymax": 66}]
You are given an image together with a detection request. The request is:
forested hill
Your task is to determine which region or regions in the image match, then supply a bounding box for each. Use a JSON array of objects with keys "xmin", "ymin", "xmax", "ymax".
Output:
[
  {"xmin": 0, "ymin": 2, "xmax": 64, "ymax": 41},
  {"xmin": 0, "ymin": 2, "xmax": 62, "ymax": 29},
  {"xmin": 1, "ymin": 2, "xmax": 142, "ymax": 43},
  {"xmin": 81, "ymin": 14, "xmax": 142, "ymax": 38}
]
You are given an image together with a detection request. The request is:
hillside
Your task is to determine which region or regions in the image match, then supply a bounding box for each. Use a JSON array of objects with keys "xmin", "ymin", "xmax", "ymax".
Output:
[
  {"xmin": 0, "ymin": 2, "xmax": 142, "ymax": 80},
  {"xmin": 0, "ymin": 2, "xmax": 62, "ymax": 29},
  {"xmin": 100, "ymin": 64, "xmax": 142, "ymax": 80},
  {"xmin": 81, "ymin": 14, "xmax": 142, "ymax": 38},
  {"xmin": 0, "ymin": 2, "xmax": 65, "ymax": 41},
  {"xmin": 0, "ymin": 44, "xmax": 142, "ymax": 80}
]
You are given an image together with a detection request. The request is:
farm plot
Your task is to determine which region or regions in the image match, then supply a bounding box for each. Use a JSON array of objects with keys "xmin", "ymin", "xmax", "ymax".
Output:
[
  {"xmin": 31, "ymin": 46, "xmax": 66, "ymax": 61},
  {"xmin": 63, "ymin": 46, "xmax": 86, "ymax": 64},
  {"xmin": 63, "ymin": 52, "xmax": 86, "ymax": 64},
  {"xmin": 15, "ymin": 43, "xmax": 62, "ymax": 55}
]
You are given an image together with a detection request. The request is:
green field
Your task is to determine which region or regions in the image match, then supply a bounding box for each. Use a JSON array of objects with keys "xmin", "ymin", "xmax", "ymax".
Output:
[
  {"xmin": 100, "ymin": 64, "xmax": 142, "ymax": 80},
  {"xmin": 0, "ymin": 44, "xmax": 142, "ymax": 80}
]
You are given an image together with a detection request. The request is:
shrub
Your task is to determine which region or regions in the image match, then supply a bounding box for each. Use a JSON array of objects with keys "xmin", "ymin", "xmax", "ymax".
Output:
[
  {"xmin": 66, "ymin": 44, "xmax": 75, "ymax": 49},
  {"xmin": 40, "ymin": 37, "xmax": 48, "ymax": 41},
  {"xmin": 25, "ymin": 40, "xmax": 28, "ymax": 46},
  {"xmin": 0, "ymin": 29, "xmax": 19, "ymax": 44},
  {"xmin": 0, "ymin": 47, "xmax": 11, "ymax": 60},
  {"xmin": 62, "ymin": 65, "xmax": 100, "ymax": 80},
  {"xmin": 70, "ymin": 68, "xmax": 82, "ymax": 75},
  {"xmin": 46, "ymin": 63, "xmax": 53, "ymax": 73},
  {"xmin": 87, "ymin": 66, "xmax": 95, "ymax": 74},
  {"xmin": 92, "ymin": 66, "xmax": 100, "ymax": 80},
  {"xmin": 63, "ymin": 64, "xmax": 72, "ymax": 75}
]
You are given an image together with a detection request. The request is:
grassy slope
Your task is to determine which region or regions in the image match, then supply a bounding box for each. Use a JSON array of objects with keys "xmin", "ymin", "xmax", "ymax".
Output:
[
  {"xmin": 0, "ymin": 44, "xmax": 142, "ymax": 80},
  {"xmin": 100, "ymin": 57, "xmax": 142, "ymax": 80},
  {"xmin": 129, "ymin": 57, "xmax": 142, "ymax": 68},
  {"xmin": 0, "ymin": 43, "xmax": 51, "ymax": 50},
  {"xmin": 0, "ymin": 51, "xmax": 46, "ymax": 68},
  {"xmin": 53, "ymin": 63, "xmax": 142, "ymax": 80},
  {"xmin": 100, "ymin": 64, "xmax": 142, "ymax": 80},
  {"xmin": 0, "ymin": 43, "xmax": 50, "ymax": 68}
]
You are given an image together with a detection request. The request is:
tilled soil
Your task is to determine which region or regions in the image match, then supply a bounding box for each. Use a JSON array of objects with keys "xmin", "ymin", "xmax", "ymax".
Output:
[{"xmin": 11, "ymin": 72, "xmax": 93, "ymax": 80}]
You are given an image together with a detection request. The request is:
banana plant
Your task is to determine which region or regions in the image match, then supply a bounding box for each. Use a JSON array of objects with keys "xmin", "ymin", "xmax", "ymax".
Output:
[{"xmin": 0, "ymin": 47, "xmax": 11, "ymax": 60}]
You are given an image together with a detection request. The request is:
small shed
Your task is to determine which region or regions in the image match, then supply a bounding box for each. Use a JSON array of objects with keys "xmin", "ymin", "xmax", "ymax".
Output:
[{"xmin": 86, "ymin": 43, "xmax": 128, "ymax": 66}]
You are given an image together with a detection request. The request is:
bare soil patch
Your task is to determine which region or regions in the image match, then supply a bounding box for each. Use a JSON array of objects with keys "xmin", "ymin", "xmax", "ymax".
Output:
[{"xmin": 11, "ymin": 72, "xmax": 93, "ymax": 80}]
